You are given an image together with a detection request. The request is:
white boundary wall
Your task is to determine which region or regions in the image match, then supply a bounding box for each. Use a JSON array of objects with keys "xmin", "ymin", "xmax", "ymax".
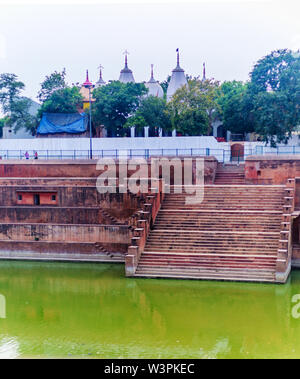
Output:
[
  {"xmin": 0, "ymin": 136, "xmax": 299, "ymax": 162},
  {"xmin": 0, "ymin": 136, "xmax": 229, "ymax": 154}
]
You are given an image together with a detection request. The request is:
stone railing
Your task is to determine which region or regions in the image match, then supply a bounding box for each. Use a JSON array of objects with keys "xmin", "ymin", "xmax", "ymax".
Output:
[
  {"xmin": 275, "ymin": 178, "xmax": 295, "ymax": 282},
  {"xmin": 125, "ymin": 179, "xmax": 164, "ymax": 276}
]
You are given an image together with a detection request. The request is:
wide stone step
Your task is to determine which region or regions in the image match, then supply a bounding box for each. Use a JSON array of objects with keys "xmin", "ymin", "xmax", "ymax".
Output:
[
  {"xmin": 139, "ymin": 259, "xmax": 277, "ymax": 268},
  {"xmin": 139, "ymin": 259, "xmax": 276, "ymax": 269},
  {"xmin": 137, "ymin": 264, "xmax": 275, "ymax": 274},
  {"xmin": 145, "ymin": 240, "xmax": 278, "ymax": 245},
  {"xmin": 154, "ymin": 220, "xmax": 281, "ymax": 225},
  {"xmin": 154, "ymin": 219, "xmax": 281, "ymax": 225},
  {"xmin": 144, "ymin": 247, "xmax": 278, "ymax": 254},
  {"xmin": 133, "ymin": 182, "xmax": 287, "ymax": 283},
  {"xmin": 152, "ymin": 225, "xmax": 280, "ymax": 231},
  {"xmin": 134, "ymin": 269, "xmax": 275, "ymax": 282}
]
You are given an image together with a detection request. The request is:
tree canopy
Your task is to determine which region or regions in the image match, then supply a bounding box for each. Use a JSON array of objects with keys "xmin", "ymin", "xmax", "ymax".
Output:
[
  {"xmin": 125, "ymin": 96, "xmax": 170, "ymax": 136},
  {"xmin": 92, "ymin": 81, "xmax": 148, "ymax": 137},
  {"xmin": 0, "ymin": 73, "xmax": 36, "ymax": 135},
  {"xmin": 218, "ymin": 81, "xmax": 254, "ymax": 136},
  {"xmin": 166, "ymin": 78, "xmax": 220, "ymax": 136},
  {"xmin": 37, "ymin": 69, "xmax": 67, "ymax": 103},
  {"xmin": 248, "ymin": 49, "xmax": 300, "ymax": 145},
  {"xmin": 38, "ymin": 86, "xmax": 83, "ymax": 116}
]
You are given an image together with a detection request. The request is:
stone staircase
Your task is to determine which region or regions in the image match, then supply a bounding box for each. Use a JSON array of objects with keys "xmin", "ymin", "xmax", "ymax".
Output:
[
  {"xmin": 214, "ymin": 163, "xmax": 245, "ymax": 184},
  {"xmin": 133, "ymin": 183, "xmax": 290, "ymax": 283}
]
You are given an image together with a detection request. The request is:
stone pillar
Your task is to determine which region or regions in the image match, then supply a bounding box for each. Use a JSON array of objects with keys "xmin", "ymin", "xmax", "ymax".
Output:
[
  {"xmin": 158, "ymin": 128, "xmax": 163, "ymax": 137},
  {"xmin": 172, "ymin": 129, "xmax": 176, "ymax": 137}
]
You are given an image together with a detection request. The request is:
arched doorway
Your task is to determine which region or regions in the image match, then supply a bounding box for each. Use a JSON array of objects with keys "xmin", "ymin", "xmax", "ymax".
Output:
[{"xmin": 231, "ymin": 143, "xmax": 244, "ymax": 162}]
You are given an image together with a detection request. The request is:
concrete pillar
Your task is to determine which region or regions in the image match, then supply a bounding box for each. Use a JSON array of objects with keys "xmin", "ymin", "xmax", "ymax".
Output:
[
  {"xmin": 159, "ymin": 128, "xmax": 163, "ymax": 137},
  {"xmin": 130, "ymin": 126, "xmax": 135, "ymax": 138},
  {"xmin": 144, "ymin": 126, "xmax": 149, "ymax": 138},
  {"xmin": 172, "ymin": 129, "xmax": 176, "ymax": 137},
  {"xmin": 213, "ymin": 124, "xmax": 218, "ymax": 137}
]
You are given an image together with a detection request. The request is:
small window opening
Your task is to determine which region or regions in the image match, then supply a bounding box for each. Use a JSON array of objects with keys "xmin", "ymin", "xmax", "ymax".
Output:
[{"xmin": 34, "ymin": 194, "xmax": 40, "ymax": 205}]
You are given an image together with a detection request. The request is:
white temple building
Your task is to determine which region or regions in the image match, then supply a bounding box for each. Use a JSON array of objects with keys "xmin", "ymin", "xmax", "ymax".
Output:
[
  {"xmin": 119, "ymin": 50, "xmax": 135, "ymax": 83},
  {"xmin": 166, "ymin": 49, "xmax": 188, "ymax": 102},
  {"xmin": 145, "ymin": 65, "xmax": 164, "ymax": 98}
]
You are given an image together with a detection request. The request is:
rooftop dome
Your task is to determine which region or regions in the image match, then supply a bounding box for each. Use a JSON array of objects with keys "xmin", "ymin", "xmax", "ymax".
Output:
[
  {"xmin": 166, "ymin": 49, "xmax": 188, "ymax": 102},
  {"xmin": 145, "ymin": 64, "xmax": 164, "ymax": 98},
  {"xmin": 119, "ymin": 50, "xmax": 135, "ymax": 83}
]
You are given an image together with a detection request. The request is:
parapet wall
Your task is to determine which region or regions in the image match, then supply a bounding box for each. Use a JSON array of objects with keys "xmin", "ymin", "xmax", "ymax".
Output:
[
  {"xmin": 245, "ymin": 156, "xmax": 300, "ymax": 184},
  {"xmin": 0, "ymin": 157, "xmax": 218, "ymax": 183}
]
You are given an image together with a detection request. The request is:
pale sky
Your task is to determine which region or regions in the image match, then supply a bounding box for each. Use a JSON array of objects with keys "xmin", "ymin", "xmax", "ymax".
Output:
[{"xmin": 0, "ymin": 0, "xmax": 299, "ymax": 102}]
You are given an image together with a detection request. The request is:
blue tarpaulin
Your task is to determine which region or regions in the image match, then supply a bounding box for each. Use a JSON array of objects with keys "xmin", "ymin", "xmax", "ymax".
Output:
[{"xmin": 37, "ymin": 113, "xmax": 88, "ymax": 135}]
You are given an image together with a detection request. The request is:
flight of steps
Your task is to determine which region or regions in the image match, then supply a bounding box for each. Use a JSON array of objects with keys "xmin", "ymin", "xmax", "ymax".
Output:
[
  {"xmin": 214, "ymin": 163, "xmax": 245, "ymax": 184},
  {"xmin": 134, "ymin": 184, "xmax": 286, "ymax": 282}
]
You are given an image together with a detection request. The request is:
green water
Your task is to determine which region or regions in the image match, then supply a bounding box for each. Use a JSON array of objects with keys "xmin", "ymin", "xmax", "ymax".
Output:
[{"xmin": 0, "ymin": 260, "xmax": 300, "ymax": 358}]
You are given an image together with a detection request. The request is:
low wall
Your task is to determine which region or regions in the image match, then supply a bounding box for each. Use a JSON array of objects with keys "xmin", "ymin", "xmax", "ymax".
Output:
[
  {"xmin": 0, "ymin": 223, "xmax": 131, "ymax": 244},
  {"xmin": 0, "ymin": 157, "xmax": 218, "ymax": 183},
  {"xmin": 245, "ymin": 156, "xmax": 300, "ymax": 184},
  {"xmin": 0, "ymin": 207, "xmax": 107, "ymax": 224},
  {"xmin": 0, "ymin": 241, "xmax": 127, "ymax": 262}
]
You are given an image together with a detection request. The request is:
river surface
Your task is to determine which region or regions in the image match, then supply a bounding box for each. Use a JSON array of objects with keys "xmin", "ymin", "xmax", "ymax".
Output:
[{"xmin": 0, "ymin": 260, "xmax": 300, "ymax": 358}]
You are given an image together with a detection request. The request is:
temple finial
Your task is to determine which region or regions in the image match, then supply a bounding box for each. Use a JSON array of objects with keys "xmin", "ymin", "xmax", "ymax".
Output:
[
  {"xmin": 176, "ymin": 48, "xmax": 180, "ymax": 67},
  {"xmin": 151, "ymin": 64, "xmax": 154, "ymax": 79},
  {"xmin": 202, "ymin": 62, "xmax": 206, "ymax": 81},
  {"xmin": 123, "ymin": 49, "xmax": 129, "ymax": 68},
  {"xmin": 98, "ymin": 64, "xmax": 104, "ymax": 79}
]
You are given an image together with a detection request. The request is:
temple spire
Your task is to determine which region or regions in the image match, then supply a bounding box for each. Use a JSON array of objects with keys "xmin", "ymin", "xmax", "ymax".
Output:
[
  {"xmin": 83, "ymin": 69, "xmax": 93, "ymax": 87},
  {"xmin": 145, "ymin": 64, "xmax": 164, "ymax": 98},
  {"xmin": 151, "ymin": 64, "xmax": 154, "ymax": 80},
  {"xmin": 98, "ymin": 64, "xmax": 104, "ymax": 80},
  {"xmin": 119, "ymin": 50, "xmax": 135, "ymax": 83},
  {"xmin": 123, "ymin": 49, "xmax": 129, "ymax": 68},
  {"xmin": 176, "ymin": 48, "xmax": 180, "ymax": 67},
  {"xmin": 96, "ymin": 64, "xmax": 106, "ymax": 87},
  {"xmin": 202, "ymin": 62, "xmax": 206, "ymax": 81}
]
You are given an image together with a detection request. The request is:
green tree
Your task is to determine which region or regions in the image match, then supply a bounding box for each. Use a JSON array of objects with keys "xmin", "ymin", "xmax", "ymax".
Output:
[
  {"xmin": 166, "ymin": 78, "xmax": 220, "ymax": 136},
  {"xmin": 249, "ymin": 49, "xmax": 296, "ymax": 94},
  {"xmin": 0, "ymin": 116, "xmax": 8, "ymax": 138},
  {"xmin": 248, "ymin": 49, "xmax": 300, "ymax": 145},
  {"xmin": 125, "ymin": 96, "xmax": 170, "ymax": 136},
  {"xmin": 0, "ymin": 73, "xmax": 36, "ymax": 135},
  {"xmin": 38, "ymin": 86, "xmax": 83, "ymax": 116},
  {"xmin": 92, "ymin": 81, "xmax": 148, "ymax": 137},
  {"xmin": 38, "ymin": 69, "xmax": 67, "ymax": 102},
  {"xmin": 160, "ymin": 75, "xmax": 171, "ymax": 96},
  {"xmin": 253, "ymin": 91, "xmax": 294, "ymax": 146},
  {"xmin": 218, "ymin": 81, "xmax": 254, "ymax": 135}
]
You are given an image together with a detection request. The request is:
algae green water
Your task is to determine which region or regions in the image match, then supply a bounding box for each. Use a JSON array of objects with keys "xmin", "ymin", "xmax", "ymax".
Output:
[{"xmin": 0, "ymin": 260, "xmax": 300, "ymax": 358}]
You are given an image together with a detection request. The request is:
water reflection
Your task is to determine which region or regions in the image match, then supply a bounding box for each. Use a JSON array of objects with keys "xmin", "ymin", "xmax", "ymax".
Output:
[
  {"xmin": 0, "ymin": 294, "xmax": 5, "ymax": 319},
  {"xmin": 0, "ymin": 337, "xmax": 19, "ymax": 359},
  {"xmin": 0, "ymin": 260, "xmax": 299, "ymax": 358}
]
